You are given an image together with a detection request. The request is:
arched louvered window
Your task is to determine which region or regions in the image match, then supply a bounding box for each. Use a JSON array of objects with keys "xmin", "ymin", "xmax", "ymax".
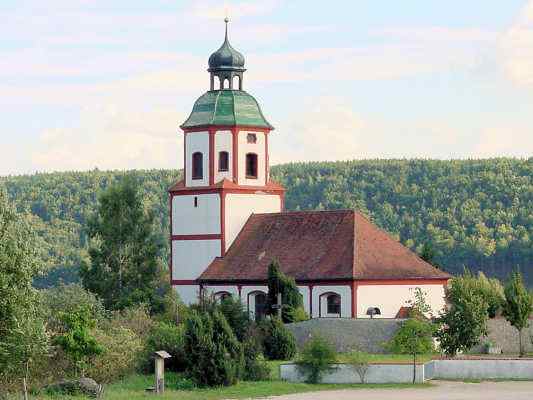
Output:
[{"xmin": 192, "ymin": 152, "xmax": 203, "ymax": 180}]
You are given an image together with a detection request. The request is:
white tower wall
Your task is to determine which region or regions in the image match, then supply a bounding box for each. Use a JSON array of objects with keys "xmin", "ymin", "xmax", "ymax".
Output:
[
  {"xmin": 185, "ymin": 132, "xmax": 209, "ymax": 187},
  {"xmin": 237, "ymin": 131, "xmax": 266, "ymax": 186},
  {"xmin": 172, "ymin": 194, "xmax": 220, "ymax": 235},
  {"xmin": 215, "ymin": 130, "xmax": 233, "ymax": 183},
  {"xmin": 225, "ymin": 193, "xmax": 281, "ymax": 249}
]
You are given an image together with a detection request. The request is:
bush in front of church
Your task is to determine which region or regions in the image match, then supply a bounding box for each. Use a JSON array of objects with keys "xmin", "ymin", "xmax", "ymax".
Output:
[
  {"xmin": 261, "ymin": 317, "xmax": 297, "ymax": 360},
  {"xmin": 183, "ymin": 310, "xmax": 244, "ymax": 387}
]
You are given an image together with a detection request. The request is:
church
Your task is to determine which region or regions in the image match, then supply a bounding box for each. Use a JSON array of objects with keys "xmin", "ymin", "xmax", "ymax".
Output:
[{"xmin": 169, "ymin": 21, "xmax": 451, "ymax": 320}]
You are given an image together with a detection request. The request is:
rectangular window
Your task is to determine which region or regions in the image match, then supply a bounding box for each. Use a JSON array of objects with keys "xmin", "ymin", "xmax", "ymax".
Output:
[
  {"xmin": 246, "ymin": 153, "xmax": 258, "ymax": 179},
  {"xmin": 192, "ymin": 152, "xmax": 203, "ymax": 180},
  {"xmin": 194, "ymin": 197, "xmax": 198, "ymax": 207},
  {"xmin": 218, "ymin": 151, "xmax": 229, "ymax": 172}
]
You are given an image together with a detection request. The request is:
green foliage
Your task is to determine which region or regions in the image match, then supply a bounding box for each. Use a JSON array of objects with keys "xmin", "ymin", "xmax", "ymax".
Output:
[
  {"xmin": 183, "ymin": 310, "xmax": 244, "ymax": 387},
  {"xmin": 87, "ymin": 326, "xmax": 143, "ymax": 383},
  {"xmin": 2, "ymin": 160, "xmax": 533, "ymax": 288},
  {"xmin": 296, "ymin": 336, "xmax": 337, "ymax": 384},
  {"xmin": 436, "ymin": 272, "xmax": 488, "ymax": 356},
  {"xmin": 218, "ymin": 296, "xmax": 252, "ymax": 342},
  {"xmin": 40, "ymin": 283, "xmax": 107, "ymax": 331},
  {"xmin": 387, "ymin": 318, "xmax": 434, "ymax": 383},
  {"xmin": 420, "ymin": 242, "xmax": 438, "ymax": 268},
  {"xmin": 241, "ymin": 335, "xmax": 271, "ymax": 382},
  {"xmin": 142, "ymin": 322, "xmax": 186, "ymax": 372},
  {"xmin": 267, "ymin": 260, "xmax": 307, "ymax": 323},
  {"xmin": 0, "ymin": 189, "xmax": 49, "ymax": 393},
  {"xmin": 477, "ymin": 271, "xmax": 505, "ymax": 318},
  {"xmin": 53, "ymin": 305, "xmax": 104, "ymax": 376},
  {"xmin": 262, "ymin": 318, "xmax": 297, "ymax": 361},
  {"xmin": 502, "ymin": 271, "xmax": 533, "ymax": 356},
  {"xmin": 80, "ymin": 176, "xmax": 164, "ymax": 311}
]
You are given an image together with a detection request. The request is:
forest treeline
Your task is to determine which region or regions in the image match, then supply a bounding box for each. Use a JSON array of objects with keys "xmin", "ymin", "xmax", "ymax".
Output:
[{"xmin": 1, "ymin": 158, "xmax": 532, "ymax": 287}]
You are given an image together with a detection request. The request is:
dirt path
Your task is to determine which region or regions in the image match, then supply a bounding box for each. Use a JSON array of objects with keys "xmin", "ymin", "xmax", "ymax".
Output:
[{"xmin": 265, "ymin": 380, "xmax": 533, "ymax": 400}]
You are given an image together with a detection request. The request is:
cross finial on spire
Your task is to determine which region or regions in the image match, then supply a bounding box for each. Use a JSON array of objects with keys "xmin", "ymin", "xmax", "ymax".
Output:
[{"xmin": 224, "ymin": 16, "xmax": 229, "ymax": 40}]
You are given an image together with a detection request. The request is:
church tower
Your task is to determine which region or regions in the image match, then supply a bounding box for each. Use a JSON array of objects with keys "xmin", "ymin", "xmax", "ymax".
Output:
[{"xmin": 169, "ymin": 20, "xmax": 285, "ymax": 304}]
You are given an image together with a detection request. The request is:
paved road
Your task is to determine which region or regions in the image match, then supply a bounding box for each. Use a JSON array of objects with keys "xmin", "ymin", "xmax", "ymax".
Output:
[{"xmin": 266, "ymin": 381, "xmax": 533, "ymax": 400}]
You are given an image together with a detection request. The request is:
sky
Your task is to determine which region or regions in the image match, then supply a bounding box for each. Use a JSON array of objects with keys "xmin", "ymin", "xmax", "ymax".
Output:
[{"xmin": 1, "ymin": 0, "xmax": 533, "ymax": 176}]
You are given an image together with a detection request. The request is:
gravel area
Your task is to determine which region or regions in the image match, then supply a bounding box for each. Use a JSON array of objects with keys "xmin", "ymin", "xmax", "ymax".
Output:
[{"xmin": 265, "ymin": 380, "xmax": 533, "ymax": 400}]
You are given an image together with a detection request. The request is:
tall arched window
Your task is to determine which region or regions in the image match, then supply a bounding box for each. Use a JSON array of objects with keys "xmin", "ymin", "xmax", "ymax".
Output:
[
  {"xmin": 246, "ymin": 153, "xmax": 258, "ymax": 179},
  {"xmin": 327, "ymin": 293, "xmax": 341, "ymax": 315},
  {"xmin": 192, "ymin": 152, "xmax": 203, "ymax": 180},
  {"xmin": 218, "ymin": 151, "xmax": 229, "ymax": 172}
]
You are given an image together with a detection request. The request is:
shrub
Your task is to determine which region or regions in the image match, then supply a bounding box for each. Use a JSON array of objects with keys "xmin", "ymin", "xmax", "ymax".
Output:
[
  {"xmin": 262, "ymin": 318, "xmax": 297, "ymax": 360},
  {"xmin": 142, "ymin": 322, "xmax": 186, "ymax": 372},
  {"xmin": 285, "ymin": 306, "xmax": 309, "ymax": 323},
  {"xmin": 53, "ymin": 305, "xmax": 104, "ymax": 377},
  {"xmin": 267, "ymin": 260, "xmax": 305, "ymax": 323},
  {"xmin": 241, "ymin": 334, "xmax": 271, "ymax": 381},
  {"xmin": 218, "ymin": 296, "xmax": 251, "ymax": 341},
  {"xmin": 104, "ymin": 304, "xmax": 154, "ymax": 337},
  {"xmin": 344, "ymin": 351, "xmax": 370, "ymax": 383},
  {"xmin": 296, "ymin": 336, "xmax": 337, "ymax": 383},
  {"xmin": 40, "ymin": 283, "xmax": 106, "ymax": 332},
  {"xmin": 184, "ymin": 310, "xmax": 244, "ymax": 387},
  {"xmin": 87, "ymin": 326, "xmax": 143, "ymax": 383}
]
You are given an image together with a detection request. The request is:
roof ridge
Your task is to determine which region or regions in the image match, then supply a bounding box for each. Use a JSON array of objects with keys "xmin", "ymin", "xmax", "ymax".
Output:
[
  {"xmin": 211, "ymin": 90, "xmax": 222, "ymax": 125},
  {"xmin": 251, "ymin": 209, "xmax": 356, "ymax": 216}
]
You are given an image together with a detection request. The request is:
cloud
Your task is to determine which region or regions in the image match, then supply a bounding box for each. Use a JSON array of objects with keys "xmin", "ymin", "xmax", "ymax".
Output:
[
  {"xmin": 500, "ymin": 0, "xmax": 533, "ymax": 87},
  {"xmin": 30, "ymin": 105, "xmax": 184, "ymax": 173},
  {"xmin": 269, "ymin": 97, "xmax": 466, "ymax": 165}
]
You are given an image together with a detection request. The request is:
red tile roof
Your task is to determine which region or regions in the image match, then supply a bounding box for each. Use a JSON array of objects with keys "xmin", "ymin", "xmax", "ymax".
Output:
[{"xmin": 199, "ymin": 210, "xmax": 451, "ymax": 283}]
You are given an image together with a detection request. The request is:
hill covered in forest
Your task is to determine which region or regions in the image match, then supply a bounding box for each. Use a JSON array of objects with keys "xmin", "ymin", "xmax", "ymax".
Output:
[{"xmin": 1, "ymin": 158, "xmax": 532, "ymax": 287}]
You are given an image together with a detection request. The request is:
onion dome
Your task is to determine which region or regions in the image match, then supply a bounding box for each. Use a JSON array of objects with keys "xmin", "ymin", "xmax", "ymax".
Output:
[{"xmin": 208, "ymin": 18, "xmax": 245, "ymax": 72}]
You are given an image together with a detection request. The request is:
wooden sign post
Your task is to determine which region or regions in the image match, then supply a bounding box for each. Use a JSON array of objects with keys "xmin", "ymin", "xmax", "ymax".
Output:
[{"xmin": 154, "ymin": 351, "xmax": 172, "ymax": 394}]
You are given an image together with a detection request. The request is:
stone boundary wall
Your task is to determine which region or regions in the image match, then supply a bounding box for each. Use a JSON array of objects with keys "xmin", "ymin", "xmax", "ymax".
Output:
[
  {"xmin": 429, "ymin": 359, "xmax": 533, "ymax": 380},
  {"xmin": 280, "ymin": 363, "xmax": 425, "ymax": 384},
  {"xmin": 472, "ymin": 318, "xmax": 533, "ymax": 354},
  {"xmin": 285, "ymin": 318, "xmax": 403, "ymax": 353},
  {"xmin": 280, "ymin": 360, "xmax": 533, "ymax": 384}
]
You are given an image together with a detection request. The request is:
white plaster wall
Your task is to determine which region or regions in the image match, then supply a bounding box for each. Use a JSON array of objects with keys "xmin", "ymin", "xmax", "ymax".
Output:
[
  {"xmin": 237, "ymin": 131, "xmax": 266, "ymax": 186},
  {"xmin": 172, "ymin": 194, "xmax": 220, "ymax": 235},
  {"xmin": 203, "ymin": 285, "xmax": 239, "ymax": 299},
  {"xmin": 280, "ymin": 363, "xmax": 426, "ymax": 384},
  {"xmin": 356, "ymin": 284, "xmax": 446, "ymax": 318},
  {"xmin": 172, "ymin": 239, "xmax": 221, "ymax": 280},
  {"xmin": 225, "ymin": 194, "xmax": 281, "ymax": 249},
  {"xmin": 297, "ymin": 286, "xmax": 310, "ymax": 316},
  {"xmin": 312, "ymin": 286, "xmax": 351, "ymax": 318},
  {"xmin": 185, "ymin": 132, "xmax": 209, "ymax": 187},
  {"xmin": 174, "ymin": 285, "xmax": 200, "ymax": 305},
  {"xmin": 241, "ymin": 286, "xmax": 268, "ymax": 319},
  {"xmin": 214, "ymin": 130, "xmax": 232, "ymax": 183}
]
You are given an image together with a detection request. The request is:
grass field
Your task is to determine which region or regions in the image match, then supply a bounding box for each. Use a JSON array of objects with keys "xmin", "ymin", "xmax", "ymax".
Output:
[{"xmin": 33, "ymin": 361, "xmax": 431, "ymax": 399}]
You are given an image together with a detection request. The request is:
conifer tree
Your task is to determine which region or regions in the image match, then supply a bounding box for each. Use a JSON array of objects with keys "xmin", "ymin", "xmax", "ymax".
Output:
[{"xmin": 80, "ymin": 176, "xmax": 164, "ymax": 310}]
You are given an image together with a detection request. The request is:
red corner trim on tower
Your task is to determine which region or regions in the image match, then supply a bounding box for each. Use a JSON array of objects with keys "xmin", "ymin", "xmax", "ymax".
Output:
[
  {"xmin": 264, "ymin": 131, "xmax": 269, "ymax": 184},
  {"xmin": 232, "ymin": 128, "xmax": 238, "ymax": 183},
  {"xmin": 169, "ymin": 193, "xmax": 173, "ymax": 285},
  {"xmin": 183, "ymin": 132, "xmax": 187, "ymax": 184},
  {"xmin": 209, "ymin": 129, "xmax": 215, "ymax": 186},
  {"xmin": 220, "ymin": 192, "xmax": 226, "ymax": 255}
]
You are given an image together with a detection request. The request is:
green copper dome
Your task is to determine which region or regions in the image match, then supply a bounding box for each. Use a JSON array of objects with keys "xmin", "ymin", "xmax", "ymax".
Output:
[{"xmin": 181, "ymin": 90, "xmax": 273, "ymax": 129}]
